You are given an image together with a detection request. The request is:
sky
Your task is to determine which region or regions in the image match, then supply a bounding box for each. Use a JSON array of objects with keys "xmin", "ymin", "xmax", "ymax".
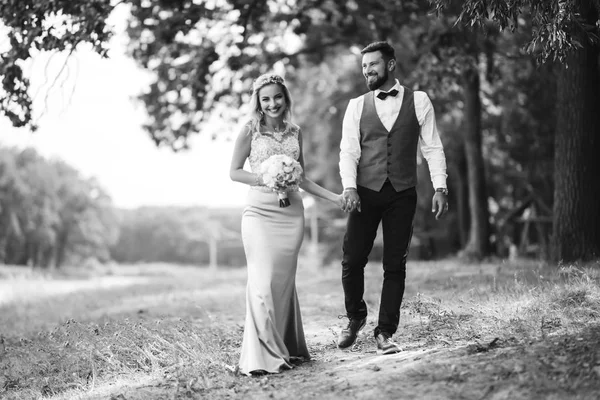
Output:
[{"xmin": 0, "ymin": 6, "xmax": 248, "ymax": 209}]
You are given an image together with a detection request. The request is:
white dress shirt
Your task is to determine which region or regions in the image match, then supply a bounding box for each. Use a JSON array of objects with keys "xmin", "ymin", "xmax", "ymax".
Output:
[{"xmin": 339, "ymin": 79, "xmax": 448, "ymax": 190}]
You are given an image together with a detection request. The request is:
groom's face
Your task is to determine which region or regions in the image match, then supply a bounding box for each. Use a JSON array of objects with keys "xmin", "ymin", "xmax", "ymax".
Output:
[{"xmin": 362, "ymin": 51, "xmax": 388, "ymax": 91}]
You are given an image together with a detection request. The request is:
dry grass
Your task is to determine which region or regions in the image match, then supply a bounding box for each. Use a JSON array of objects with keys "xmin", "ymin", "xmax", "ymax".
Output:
[
  {"xmin": 0, "ymin": 263, "xmax": 247, "ymax": 399},
  {"xmin": 1, "ymin": 318, "xmax": 240, "ymax": 399},
  {"xmin": 0, "ymin": 259, "xmax": 599, "ymax": 399}
]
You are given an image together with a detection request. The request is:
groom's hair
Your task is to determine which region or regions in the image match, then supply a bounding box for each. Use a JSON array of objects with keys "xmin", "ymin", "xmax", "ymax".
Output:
[{"xmin": 361, "ymin": 41, "xmax": 395, "ymax": 62}]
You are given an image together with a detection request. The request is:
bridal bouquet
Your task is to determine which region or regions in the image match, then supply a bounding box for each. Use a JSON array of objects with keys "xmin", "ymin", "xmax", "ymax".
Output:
[{"xmin": 259, "ymin": 154, "xmax": 303, "ymax": 207}]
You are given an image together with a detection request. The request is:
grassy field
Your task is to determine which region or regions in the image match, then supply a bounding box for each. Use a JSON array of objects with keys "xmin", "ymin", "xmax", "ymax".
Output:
[{"xmin": 0, "ymin": 258, "xmax": 599, "ymax": 399}]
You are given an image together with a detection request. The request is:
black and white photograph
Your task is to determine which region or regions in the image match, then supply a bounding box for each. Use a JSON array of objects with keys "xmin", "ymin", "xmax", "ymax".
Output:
[{"xmin": 1, "ymin": 1, "xmax": 599, "ymax": 399}]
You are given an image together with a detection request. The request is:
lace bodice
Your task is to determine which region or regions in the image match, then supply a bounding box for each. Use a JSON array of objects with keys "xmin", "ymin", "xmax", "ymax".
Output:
[{"xmin": 248, "ymin": 122, "xmax": 301, "ymax": 172}]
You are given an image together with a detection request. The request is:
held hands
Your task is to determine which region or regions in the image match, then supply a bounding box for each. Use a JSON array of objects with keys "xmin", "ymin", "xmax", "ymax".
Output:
[
  {"xmin": 432, "ymin": 191, "xmax": 449, "ymax": 220},
  {"xmin": 334, "ymin": 194, "xmax": 345, "ymax": 210},
  {"xmin": 341, "ymin": 188, "xmax": 361, "ymax": 213}
]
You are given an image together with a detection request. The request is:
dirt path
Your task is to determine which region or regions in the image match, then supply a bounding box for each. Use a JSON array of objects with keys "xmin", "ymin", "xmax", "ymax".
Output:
[
  {"xmin": 106, "ymin": 317, "xmax": 472, "ymax": 400},
  {"xmin": 195, "ymin": 321, "xmax": 600, "ymax": 400},
  {"xmin": 101, "ymin": 262, "xmax": 600, "ymax": 400}
]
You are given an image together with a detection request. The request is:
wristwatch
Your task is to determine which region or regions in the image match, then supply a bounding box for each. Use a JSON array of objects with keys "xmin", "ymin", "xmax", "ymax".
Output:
[{"xmin": 435, "ymin": 188, "xmax": 448, "ymax": 196}]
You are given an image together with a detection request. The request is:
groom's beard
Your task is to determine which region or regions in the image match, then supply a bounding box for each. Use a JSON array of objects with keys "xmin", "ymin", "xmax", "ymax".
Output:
[{"xmin": 365, "ymin": 69, "xmax": 388, "ymax": 91}]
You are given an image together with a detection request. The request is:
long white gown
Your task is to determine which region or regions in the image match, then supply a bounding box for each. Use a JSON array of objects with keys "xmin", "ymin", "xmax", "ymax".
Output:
[{"xmin": 238, "ymin": 122, "xmax": 310, "ymax": 376}]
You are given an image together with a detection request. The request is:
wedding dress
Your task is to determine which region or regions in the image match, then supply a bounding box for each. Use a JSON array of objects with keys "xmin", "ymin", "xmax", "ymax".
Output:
[{"xmin": 238, "ymin": 122, "xmax": 310, "ymax": 375}]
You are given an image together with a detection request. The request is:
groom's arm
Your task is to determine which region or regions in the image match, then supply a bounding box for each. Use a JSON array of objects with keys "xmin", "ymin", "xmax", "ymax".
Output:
[
  {"xmin": 415, "ymin": 91, "xmax": 447, "ymax": 189},
  {"xmin": 415, "ymin": 91, "xmax": 448, "ymax": 219},
  {"xmin": 339, "ymin": 97, "xmax": 362, "ymax": 191},
  {"xmin": 339, "ymin": 97, "xmax": 363, "ymax": 212}
]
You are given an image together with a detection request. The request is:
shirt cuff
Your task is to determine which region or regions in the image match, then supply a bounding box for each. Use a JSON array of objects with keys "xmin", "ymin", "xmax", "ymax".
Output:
[
  {"xmin": 432, "ymin": 176, "xmax": 447, "ymax": 189},
  {"xmin": 341, "ymin": 178, "xmax": 357, "ymax": 191}
]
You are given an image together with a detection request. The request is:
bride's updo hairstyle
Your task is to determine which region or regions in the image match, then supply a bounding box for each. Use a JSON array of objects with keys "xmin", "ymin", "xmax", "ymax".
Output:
[{"xmin": 248, "ymin": 73, "xmax": 293, "ymax": 133}]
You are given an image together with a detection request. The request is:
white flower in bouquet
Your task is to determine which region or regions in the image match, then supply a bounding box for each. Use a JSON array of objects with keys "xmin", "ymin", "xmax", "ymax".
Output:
[{"xmin": 259, "ymin": 154, "xmax": 303, "ymax": 207}]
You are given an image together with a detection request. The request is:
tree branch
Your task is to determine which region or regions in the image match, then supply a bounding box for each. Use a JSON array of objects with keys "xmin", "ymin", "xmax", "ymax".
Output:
[
  {"xmin": 240, "ymin": 0, "xmax": 261, "ymax": 43},
  {"xmin": 37, "ymin": 47, "xmax": 77, "ymax": 124}
]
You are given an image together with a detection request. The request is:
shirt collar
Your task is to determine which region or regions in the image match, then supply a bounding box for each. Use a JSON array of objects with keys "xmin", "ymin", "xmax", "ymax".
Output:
[{"xmin": 374, "ymin": 79, "xmax": 401, "ymax": 97}]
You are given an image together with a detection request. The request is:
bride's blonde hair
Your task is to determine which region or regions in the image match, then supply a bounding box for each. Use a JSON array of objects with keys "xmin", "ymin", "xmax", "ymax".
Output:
[{"xmin": 247, "ymin": 73, "xmax": 293, "ymax": 134}]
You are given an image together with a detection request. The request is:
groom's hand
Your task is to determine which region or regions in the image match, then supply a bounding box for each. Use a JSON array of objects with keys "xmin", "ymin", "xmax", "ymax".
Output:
[
  {"xmin": 342, "ymin": 188, "xmax": 361, "ymax": 213},
  {"xmin": 432, "ymin": 192, "xmax": 448, "ymax": 220}
]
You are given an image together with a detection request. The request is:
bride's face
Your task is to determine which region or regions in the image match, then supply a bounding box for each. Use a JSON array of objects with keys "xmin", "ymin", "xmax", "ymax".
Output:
[{"xmin": 258, "ymin": 84, "xmax": 286, "ymax": 120}]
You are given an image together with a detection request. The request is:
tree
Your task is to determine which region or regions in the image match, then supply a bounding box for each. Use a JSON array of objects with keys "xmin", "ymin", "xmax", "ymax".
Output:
[
  {"xmin": 0, "ymin": 148, "xmax": 26, "ymax": 263},
  {"xmin": 0, "ymin": 0, "xmax": 113, "ymax": 131},
  {"xmin": 0, "ymin": 146, "xmax": 118, "ymax": 267},
  {"xmin": 409, "ymin": 11, "xmax": 496, "ymax": 258},
  {"xmin": 432, "ymin": 0, "xmax": 600, "ymax": 261},
  {"xmin": 13, "ymin": 148, "xmax": 60, "ymax": 267},
  {"xmin": 1, "ymin": 0, "xmax": 434, "ymax": 146},
  {"xmin": 123, "ymin": 0, "xmax": 438, "ymax": 148},
  {"xmin": 52, "ymin": 162, "xmax": 119, "ymax": 268}
]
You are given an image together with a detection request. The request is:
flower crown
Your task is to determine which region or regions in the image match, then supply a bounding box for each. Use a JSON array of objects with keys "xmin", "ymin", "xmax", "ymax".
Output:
[{"xmin": 253, "ymin": 74, "xmax": 285, "ymax": 91}]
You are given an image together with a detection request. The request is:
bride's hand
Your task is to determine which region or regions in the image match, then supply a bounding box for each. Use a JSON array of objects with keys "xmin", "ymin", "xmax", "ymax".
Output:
[{"xmin": 335, "ymin": 194, "xmax": 345, "ymax": 210}]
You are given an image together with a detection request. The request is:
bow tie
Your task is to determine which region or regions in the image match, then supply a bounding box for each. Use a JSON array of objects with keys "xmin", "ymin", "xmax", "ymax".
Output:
[{"xmin": 376, "ymin": 89, "xmax": 399, "ymax": 100}]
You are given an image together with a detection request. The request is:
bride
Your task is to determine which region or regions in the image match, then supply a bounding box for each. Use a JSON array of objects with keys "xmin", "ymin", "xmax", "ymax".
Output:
[{"xmin": 229, "ymin": 73, "xmax": 343, "ymax": 376}]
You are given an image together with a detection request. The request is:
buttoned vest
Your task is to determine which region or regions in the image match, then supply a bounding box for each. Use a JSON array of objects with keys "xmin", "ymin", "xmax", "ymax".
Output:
[{"xmin": 357, "ymin": 87, "xmax": 420, "ymax": 192}]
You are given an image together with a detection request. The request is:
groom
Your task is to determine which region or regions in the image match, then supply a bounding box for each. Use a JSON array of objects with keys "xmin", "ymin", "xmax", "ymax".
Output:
[{"xmin": 338, "ymin": 41, "xmax": 449, "ymax": 354}]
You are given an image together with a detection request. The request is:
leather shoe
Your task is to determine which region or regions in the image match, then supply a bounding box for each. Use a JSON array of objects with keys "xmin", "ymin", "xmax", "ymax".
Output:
[
  {"xmin": 337, "ymin": 317, "xmax": 366, "ymax": 348},
  {"xmin": 375, "ymin": 332, "xmax": 402, "ymax": 355},
  {"xmin": 250, "ymin": 369, "xmax": 268, "ymax": 376}
]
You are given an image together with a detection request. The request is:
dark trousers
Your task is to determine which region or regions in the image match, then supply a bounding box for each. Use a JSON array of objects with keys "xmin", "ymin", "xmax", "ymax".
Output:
[{"xmin": 341, "ymin": 182, "xmax": 417, "ymax": 336}]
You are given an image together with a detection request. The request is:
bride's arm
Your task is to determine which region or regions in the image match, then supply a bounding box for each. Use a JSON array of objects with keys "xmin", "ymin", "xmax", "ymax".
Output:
[
  {"xmin": 300, "ymin": 178, "xmax": 342, "ymax": 204},
  {"xmin": 230, "ymin": 125, "xmax": 262, "ymax": 186},
  {"xmin": 297, "ymin": 128, "xmax": 344, "ymax": 206}
]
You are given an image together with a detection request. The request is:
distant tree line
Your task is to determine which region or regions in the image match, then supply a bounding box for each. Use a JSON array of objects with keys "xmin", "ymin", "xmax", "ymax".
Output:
[
  {"xmin": 0, "ymin": 146, "xmax": 118, "ymax": 268},
  {"xmin": 110, "ymin": 206, "xmax": 246, "ymax": 267},
  {"xmin": 0, "ymin": 146, "xmax": 249, "ymax": 268}
]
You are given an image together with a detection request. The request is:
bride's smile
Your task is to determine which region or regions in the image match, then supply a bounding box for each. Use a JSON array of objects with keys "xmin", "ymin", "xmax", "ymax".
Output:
[{"xmin": 259, "ymin": 84, "xmax": 286, "ymax": 119}]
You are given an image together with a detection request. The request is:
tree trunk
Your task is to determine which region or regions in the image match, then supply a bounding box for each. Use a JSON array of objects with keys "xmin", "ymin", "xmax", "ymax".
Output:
[
  {"xmin": 18, "ymin": 238, "xmax": 31, "ymax": 266},
  {"xmin": 0, "ymin": 235, "xmax": 6, "ymax": 264},
  {"xmin": 552, "ymin": 2, "xmax": 600, "ymax": 262},
  {"xmin": 54, "ymin": 229, "xmax": 69, "ymax": 269},
  {"xmin": 42, "ymin": 245, "xmax": 54, "ymax": 269},
  {"xmin": 450, "ymin": 146, "xmax": 470, "ymax": 247},
  {"xmin": 460, "ymin": 66, "xmax": 491, "ymax": 258}
]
